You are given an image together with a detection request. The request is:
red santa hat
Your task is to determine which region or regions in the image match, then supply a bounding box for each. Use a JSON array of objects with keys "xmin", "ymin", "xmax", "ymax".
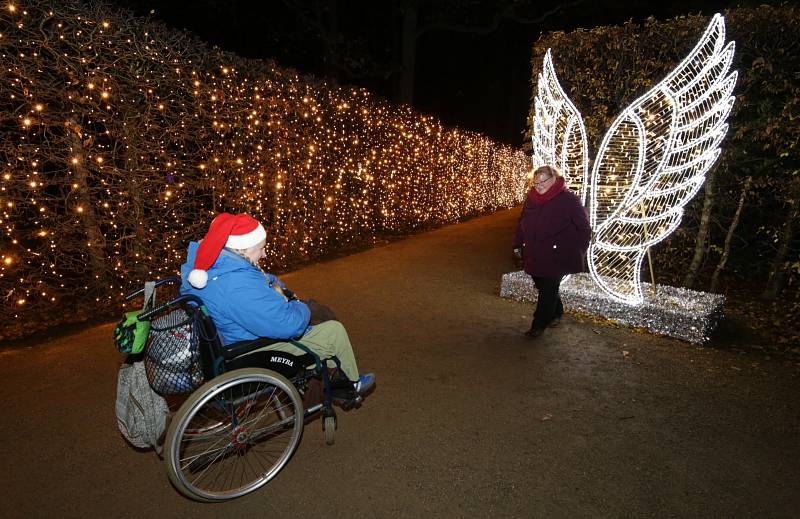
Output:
[{"xmin": 187, "ymin": 213, "xmax": 267, "ymax": 289}]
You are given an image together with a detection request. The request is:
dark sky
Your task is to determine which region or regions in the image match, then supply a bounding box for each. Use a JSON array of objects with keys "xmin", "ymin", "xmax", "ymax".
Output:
[{"xmin": 110, "ymin": 0, "xmax": 744, "ymax": 145}]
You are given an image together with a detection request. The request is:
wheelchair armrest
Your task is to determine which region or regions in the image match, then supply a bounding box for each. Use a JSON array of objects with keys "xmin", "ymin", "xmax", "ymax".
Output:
[{"xmin": 222, "ymin": 337, "xmax": 284, "ymax": 360}]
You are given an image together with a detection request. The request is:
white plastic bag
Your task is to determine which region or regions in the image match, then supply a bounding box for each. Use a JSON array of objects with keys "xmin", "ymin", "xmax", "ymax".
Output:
[{"xmin": 115, "ymin": 360, "xmax": 168, "ymax": 452}]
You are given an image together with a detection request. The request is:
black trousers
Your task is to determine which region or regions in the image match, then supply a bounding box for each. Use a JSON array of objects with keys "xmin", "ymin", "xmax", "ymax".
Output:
[{"xmin": 531, "ymin": 275, "xmax": 564, "ymax": 331}]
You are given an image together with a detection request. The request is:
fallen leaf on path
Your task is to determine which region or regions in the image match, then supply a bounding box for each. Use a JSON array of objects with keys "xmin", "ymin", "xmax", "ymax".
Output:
[
  {"xmin": 730, "ymin": 366, "xmax": 741, "ymax": 371},
  {"xmin": 592, "ymin": 329, "xmax": 601, "ymax": 334},
  {"xmin": 541, "ymin": 413, "xmax": 553, "ymax": 421},
  {"xmin": 622, "ymin": 350, "xmax": 630, "ymax": 358}
]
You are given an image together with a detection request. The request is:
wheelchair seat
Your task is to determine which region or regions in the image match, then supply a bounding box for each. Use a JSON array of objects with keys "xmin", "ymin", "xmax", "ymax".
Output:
[{"xmin": 222, "ymin": 337, "xmax": 317, "ymax": 379}]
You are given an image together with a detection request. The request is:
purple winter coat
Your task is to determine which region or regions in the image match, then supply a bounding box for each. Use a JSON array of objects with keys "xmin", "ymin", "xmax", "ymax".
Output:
[{"xmin": 513, "ymin": 188, "xmax": 591, "ymax": 278}]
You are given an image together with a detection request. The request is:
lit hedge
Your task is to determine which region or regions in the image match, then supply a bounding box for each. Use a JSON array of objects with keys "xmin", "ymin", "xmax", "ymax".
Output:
[{"xmin": 0, "ymin": 0, "xmax": 528, "ymax": 339}]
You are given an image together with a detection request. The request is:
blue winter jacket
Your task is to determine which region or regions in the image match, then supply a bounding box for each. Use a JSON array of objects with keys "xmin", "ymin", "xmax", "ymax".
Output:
[{"xmin": 179, "ymin": 241, "xmax": 311, "ymax": 346}]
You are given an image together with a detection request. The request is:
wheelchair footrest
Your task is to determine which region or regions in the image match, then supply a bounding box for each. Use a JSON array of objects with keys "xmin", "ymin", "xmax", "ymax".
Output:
[{"xmin": 330, "ymin": 390, "xmax": 362, "ymax": 409}]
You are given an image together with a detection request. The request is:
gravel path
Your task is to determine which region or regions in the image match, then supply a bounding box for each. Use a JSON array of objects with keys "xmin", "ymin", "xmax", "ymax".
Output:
[{"xmin": 1, "ymin": 208, "xmax": 798, "ymax": 518}]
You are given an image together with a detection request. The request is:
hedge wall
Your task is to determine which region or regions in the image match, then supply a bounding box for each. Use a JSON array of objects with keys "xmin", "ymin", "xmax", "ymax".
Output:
[{"xmin": 0, "ymin": 0, "xmax": 529, "ymax": 339}]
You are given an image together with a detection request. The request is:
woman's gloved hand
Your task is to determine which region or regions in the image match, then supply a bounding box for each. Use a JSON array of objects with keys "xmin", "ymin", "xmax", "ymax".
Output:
[
  {"xmin": 271, "ymin": 282, "xmax": 297, "ymax": 301},
  {"xmin": 512, "ymin": 247, "xmax": 523, "ymax": 269}
]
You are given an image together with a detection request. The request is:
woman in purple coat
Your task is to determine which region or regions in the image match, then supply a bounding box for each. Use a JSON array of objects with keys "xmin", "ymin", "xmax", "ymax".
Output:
[{"xmin": 513, "ymin": 165, "xmax": 591, "ymax": 338}]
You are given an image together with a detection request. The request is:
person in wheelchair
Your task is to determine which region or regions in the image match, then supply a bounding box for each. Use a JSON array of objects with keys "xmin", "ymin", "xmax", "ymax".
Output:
[{"xmin": 179, "ymin": 212, "xmax": 375, "ymax": 401}]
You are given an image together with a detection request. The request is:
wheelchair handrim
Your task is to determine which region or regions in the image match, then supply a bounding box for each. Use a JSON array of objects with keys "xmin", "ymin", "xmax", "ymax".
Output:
[{"xmin": 165, "ymin": 368, "xmax": 304, "ymax": 501}]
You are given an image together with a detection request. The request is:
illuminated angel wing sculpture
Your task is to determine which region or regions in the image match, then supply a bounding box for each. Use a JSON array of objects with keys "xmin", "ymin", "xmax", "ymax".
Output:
[
  {"xmin": 532, "ymin": 51, "xmax": 588, "ymax": 205},
  {"xmin": 532, "ymin": 14, "xmax": 736, "ymax": 305}
]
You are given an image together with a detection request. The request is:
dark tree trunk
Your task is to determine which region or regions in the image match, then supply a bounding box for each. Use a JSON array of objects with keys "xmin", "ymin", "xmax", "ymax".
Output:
[
  {"xmin": 393, "ymin": 0, "xmax": 581, "ymax": 106},
  {"xmin": 397, "ymin": 0, "xmax": 418, "ymax": 104},
  {"xmin": 66, "ymin": 120, "xmax": 109, "ymax": 291},
  {"xmin": 282, "ymin": 0, "xmax": 343, "ymax": 83},
  {"xmin": 710, "ymin": 176, "xmax": 751, "ymax": 293},
  {"xmin": 122, "ymin": 126, "xmax": 150, "ymax": 280},
  {"xmin": 683, "ymin": 166, "xmax": 718, "ymax": 288},
  {"xmin": 316, "ymin": 0, "xmax": 341, "ymax": 82},
  {"xmin": 762, "ymin": 190, "xmax": 799, "ymax": 301}
]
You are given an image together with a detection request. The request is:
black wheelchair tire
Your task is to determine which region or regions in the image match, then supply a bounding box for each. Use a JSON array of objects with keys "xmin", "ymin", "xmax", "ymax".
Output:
[{"xmin": 164, "ymin": 367, "xmax": 304, "ymax": 501}]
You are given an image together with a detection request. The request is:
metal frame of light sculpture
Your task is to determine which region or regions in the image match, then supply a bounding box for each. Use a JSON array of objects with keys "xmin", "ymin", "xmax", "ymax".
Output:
[
  {"xmin": 532, "ymin": 50, "xmax": 589, "ymax": 205},
  {"xmin": 532, "ymin": 14, "xmax": 736, "ymax": 305}
]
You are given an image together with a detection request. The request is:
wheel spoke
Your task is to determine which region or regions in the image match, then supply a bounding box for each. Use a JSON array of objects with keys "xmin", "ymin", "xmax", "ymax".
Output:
[{"xmin": 165, "ymin": 369, "xmax": 304, "ymax": 501}]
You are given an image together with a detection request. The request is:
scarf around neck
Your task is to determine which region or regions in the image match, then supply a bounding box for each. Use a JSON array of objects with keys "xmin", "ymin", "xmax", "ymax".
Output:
[{"xmin": 528, "ymin": 175, "xmax": 566, "ymax": 205}]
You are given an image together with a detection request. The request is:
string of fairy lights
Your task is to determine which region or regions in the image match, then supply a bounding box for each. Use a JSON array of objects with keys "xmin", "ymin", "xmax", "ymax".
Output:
[
  {"xmin": 529, "ymin": 14, "xmax": 735, "ymax": 305},
  {"xmin": 0, "ymin": 0, "xmax": 529, "ymax": 334},
  {"xmin": 532, "ymin": 50, "xmax": 588, "ymax": 205}
]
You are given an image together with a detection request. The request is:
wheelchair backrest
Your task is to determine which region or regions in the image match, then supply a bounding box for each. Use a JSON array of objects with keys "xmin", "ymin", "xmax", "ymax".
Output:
[{"xmin": 192, "ymin": 307, "xmax": 227, "ymax": 380}]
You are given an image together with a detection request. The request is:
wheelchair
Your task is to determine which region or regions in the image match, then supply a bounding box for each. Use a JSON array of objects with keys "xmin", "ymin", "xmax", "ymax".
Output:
[{"xmin": 123, "ymin": 276, "xmax": 357, "ymax": 502}]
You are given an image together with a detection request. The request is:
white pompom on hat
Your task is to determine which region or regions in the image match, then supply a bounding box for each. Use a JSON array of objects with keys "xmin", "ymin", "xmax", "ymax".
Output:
[{"xmin": 187, "ymin": 213, "xmax": 267, "ymax": 289}]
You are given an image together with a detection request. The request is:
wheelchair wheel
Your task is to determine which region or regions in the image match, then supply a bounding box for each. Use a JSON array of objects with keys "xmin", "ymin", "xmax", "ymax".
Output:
[
  {"xmin": 323, "ymin": 415, "xmax": 336, "ymax": 446},
  {"xmin": 164, "ymin": 368, "xmax": 304, "ymax": 501}
]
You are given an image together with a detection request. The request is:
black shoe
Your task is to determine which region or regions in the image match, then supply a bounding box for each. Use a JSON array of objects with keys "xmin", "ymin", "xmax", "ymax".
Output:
[
  {"xmin": 330, "ymin": 386, "xmax": 358, "ymax": 401},
  {"xmin": 330, "ymin": 389, "xmax": 363, "ymax": 409},
  {"xmin": 524, "ymin": 328, "xmax": 544, "ymax": 338}
]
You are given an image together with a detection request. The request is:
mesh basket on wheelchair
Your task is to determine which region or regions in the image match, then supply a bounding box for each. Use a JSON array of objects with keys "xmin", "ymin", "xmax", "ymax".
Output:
[
  {"xmin": 119, "ymin": 276, "xmax": 351, "ymax": 502},
  {"xmin": 144, "ymin": 307, "xmax": 204, "ymax": 395}
]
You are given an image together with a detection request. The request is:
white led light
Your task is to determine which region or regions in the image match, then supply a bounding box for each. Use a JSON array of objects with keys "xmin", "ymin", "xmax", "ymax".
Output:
[
  {"xmin": 532, "ymin": 14, "xmax": 736, "ymax": 305},
  {"xmin": 532, "ymin": 50, "xmax": 588, "ymax": 205}
]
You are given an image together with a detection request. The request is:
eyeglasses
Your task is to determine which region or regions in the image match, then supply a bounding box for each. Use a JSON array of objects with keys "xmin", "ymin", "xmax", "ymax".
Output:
[{"xmin": 534, "ymin": 176, "xmax": 553, "ymax": 188}]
